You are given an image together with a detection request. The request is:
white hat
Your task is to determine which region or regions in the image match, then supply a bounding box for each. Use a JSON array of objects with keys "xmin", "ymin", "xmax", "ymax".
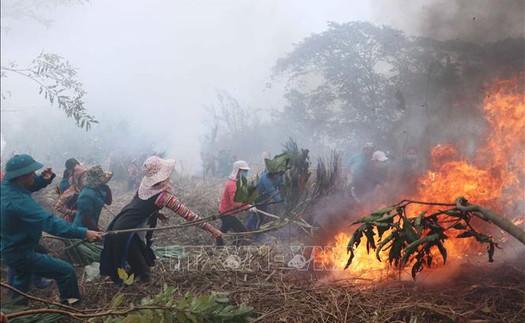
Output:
[
  {"xmin": 372, "ymin": 150, "xmax": 388, "ymax": 162},
  {"xmin": 229, "ymin": 160, "xmax": 250, "ymax": 180}
]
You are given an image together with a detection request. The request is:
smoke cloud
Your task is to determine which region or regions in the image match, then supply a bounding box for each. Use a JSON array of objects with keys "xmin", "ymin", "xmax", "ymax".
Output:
[{"xmin": 372, "ymin": 0, "xmax": 524, "ymax": 43}]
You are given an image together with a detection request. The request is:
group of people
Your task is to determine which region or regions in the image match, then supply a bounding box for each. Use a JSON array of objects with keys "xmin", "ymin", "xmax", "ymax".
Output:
[
  {"xmin": 1, "ymin": 152, "xmax": 282, "ymax": 307},
  {"xmin": 2, "ymin": 143, "xmax": 419, "ymax": 308},
  {"xmin": 346, "ymin": 142, "xmax": 423, "ymax": 205}
]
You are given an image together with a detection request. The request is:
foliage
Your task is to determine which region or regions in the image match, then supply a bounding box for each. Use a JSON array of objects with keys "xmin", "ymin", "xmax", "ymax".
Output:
[
  {"xmin": 273, "ymin": 22, "xmax": 408, "ymax": 149},
  {"xmin": 92, "ymin": 284, "xmax": 253, "ymax": 323},
  {"xmin": 272, "ymin": 21, "xmax": 524, "ymax": 155},
  {"xmin": 64, "ymin": 240, "xmax": 102, "ymax": 266},
  {"xmin": 345, "ymin": 200, "xmax": 500, "ymax": 279},
  {"xmin": 1, "ymin": 52, "xmax": 97, "ymax": 130},
  {"xmin": 117, "ymin": 268, "xmax": 135, "ymax": 286},
  {"xmin": 280, "ymin": 139, "xmax": 311, "ymax": 213},
  {"xmin": 234, "ymin": 174, "xmax": 259, "ymax": 204},
  {"xmin": 230, "ymin": 138, "xmax": 342, "ymax": 236},
  {"xmin": 1, "ymin": 0, "xmax": 90, "ymax": 29}
]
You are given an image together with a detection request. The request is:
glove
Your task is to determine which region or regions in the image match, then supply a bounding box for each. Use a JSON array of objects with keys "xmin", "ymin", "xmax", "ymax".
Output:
[{"xmin": 249, "ymin": 206, "xmax": 258, "ymax": 213}]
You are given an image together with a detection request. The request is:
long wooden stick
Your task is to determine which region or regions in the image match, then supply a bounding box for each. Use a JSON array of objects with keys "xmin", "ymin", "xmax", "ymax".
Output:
[{"xmin": 102, "ymin": 201, "xmax": 282, "ymax": 236}]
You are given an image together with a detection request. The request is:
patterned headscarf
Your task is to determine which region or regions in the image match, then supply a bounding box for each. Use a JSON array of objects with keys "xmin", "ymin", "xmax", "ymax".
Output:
[{"xmin": 84, "ymin": 165, "xmax": 113, "ymax": 188}]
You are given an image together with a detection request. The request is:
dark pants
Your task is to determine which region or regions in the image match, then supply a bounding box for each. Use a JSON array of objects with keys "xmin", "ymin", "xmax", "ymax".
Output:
[
  {"xmin": 220, "ymin": 216, "xmax": 248, "ymax": 246},
  {"xmin": 8, "ymin": 252, "xmax": 80, "ymax": 304},
  {"xmin": 220, "ymin": 216, "xmax": 247, "ymax": 233},
  {"xmin": 126, "ymin": 239, "xmax": 152, "ymax": 281}
]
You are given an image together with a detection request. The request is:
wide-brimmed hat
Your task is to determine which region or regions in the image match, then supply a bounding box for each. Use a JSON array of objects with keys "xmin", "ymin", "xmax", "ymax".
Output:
[
  {"xmin": 140, "ymin": 156, "xmax": 176, "ymax": 187},
  {"xmin": 84, "ymin": 165, "xmax": 113, "ymax": 188},
  {"xmin": 4, "ymin": 154, "xmax": 43, "ymax": 180}
]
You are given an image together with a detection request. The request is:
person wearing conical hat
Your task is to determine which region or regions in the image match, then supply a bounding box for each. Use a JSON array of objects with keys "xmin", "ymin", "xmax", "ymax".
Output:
[
  {"xmin": 100, "ymin": 156, "xmax": 223, "ymax": 285},
  {"xmin": 74, "ymin": 165, "xmax": 113, "ymax": 231},
  {"xmin": 1, "ymin": 154, "xmax": 102, "ymax": 305}
]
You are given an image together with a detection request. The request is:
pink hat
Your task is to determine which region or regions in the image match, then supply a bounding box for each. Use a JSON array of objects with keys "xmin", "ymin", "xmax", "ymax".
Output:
[{"xmin": 140, "ymin": 156, "xmax": 176, "ymax": 187}]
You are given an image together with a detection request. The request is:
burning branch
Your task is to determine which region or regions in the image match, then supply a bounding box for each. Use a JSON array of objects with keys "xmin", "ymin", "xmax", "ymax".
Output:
[
  {"xmin": 455, "ymin": 197, "xmax": 525, "ymax": 245},
  {"xmin": 345, "ymin": 198, "xmax": 525, "ymax": 279}
]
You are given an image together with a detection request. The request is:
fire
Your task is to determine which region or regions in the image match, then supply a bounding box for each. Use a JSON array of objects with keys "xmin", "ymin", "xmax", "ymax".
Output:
[
  {"xmin": 323, "ymin": 74, "xmax": 525, "ymax": 277},
  {"xmin": 417, "ymin": 74, "xmax": 524, "ymax": 211},
  {"xmin": 315, "ymin": 232, "xmax": 391, "ymax": 280}
]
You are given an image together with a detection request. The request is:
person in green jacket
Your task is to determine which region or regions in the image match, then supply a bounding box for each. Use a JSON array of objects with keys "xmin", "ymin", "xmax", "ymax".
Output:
[
  {"xmin": 0, "ymin": 154, "xmax": 102, "ymax": 305},
  {"xmin": 74, "ymin": 165, "xmax": 113, "ymax": 231}
]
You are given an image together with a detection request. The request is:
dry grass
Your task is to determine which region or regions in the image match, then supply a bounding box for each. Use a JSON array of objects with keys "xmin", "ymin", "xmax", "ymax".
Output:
[{"xmin": 2, "ymin": 177, "xmax": 525, "ymax": 322}]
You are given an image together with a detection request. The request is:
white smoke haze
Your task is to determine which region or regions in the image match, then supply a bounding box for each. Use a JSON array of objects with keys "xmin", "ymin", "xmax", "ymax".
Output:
[
  {"xmin": 1, "ymin": 0, "xmax": 372, "ymax": 171},
  {"xmin": 1, "ymin": 0, "xmax": 523, "ymax": 173}
]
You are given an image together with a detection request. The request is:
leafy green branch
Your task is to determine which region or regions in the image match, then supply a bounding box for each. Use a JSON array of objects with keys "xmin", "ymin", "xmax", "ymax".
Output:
[
  {"xmin": 1, "ymin": 283, "xmax": 253, "ymax": 323},
  {"xmin": 345, "ymin": 199, "xmax": 508, "ymax": 279},
  {"xmin": 1, "ymin": 52, "xmax": 97, "ymax": 130}
]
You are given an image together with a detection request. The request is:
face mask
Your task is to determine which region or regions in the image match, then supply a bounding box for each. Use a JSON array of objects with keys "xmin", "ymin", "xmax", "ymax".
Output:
[{"xmin": 240, "ymin": 170, "xmax": 248, "ymax": 179}]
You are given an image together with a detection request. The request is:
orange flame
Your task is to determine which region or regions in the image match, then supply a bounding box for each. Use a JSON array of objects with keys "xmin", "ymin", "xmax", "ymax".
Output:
[
  {"xmin": 322, "ymin": 74, "xmax": 525, "ymax": 277},
  {"xmin": 315, "ymin": 232, "xmax": 392, "ymax": 280}
]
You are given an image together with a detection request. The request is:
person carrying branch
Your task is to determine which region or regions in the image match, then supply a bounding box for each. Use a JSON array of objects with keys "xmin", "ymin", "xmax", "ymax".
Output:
[
  {"xmin": 246, "ymin": 153, "xmax": 290, "ymax": 240},
  {"xmin": 1, "ymin": 154, "xmax": 102, "ymax": 305},
  {"xmin": 100, "ymin": 156, "xmax": 223, "ymax": 285},
  {"xmin": 219, "ymin": 160, "xmax": 257, "ymax": 235}
]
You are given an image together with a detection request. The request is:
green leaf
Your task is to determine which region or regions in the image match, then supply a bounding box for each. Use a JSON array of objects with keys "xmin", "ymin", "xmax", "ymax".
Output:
[
  {"xmin": 411, "ymin": 260, "xmax": 423, "ymax": 279},
  {"xmin": 111, "ymin": 293, "xmax": 124, "ymax": 307},
  {"xmin": 456, "ymin": 231, "xmax": 475, "ymax": 238},
  {"xmin": 436, "ymin": 241, "xmax": 447, "ymax": 264},
  {"xmin": 66, "ymin": 298, "xmax": 79, "ymax": 305},
  {"xmin": 353, "ymin": 213, "xmax": 383, "ymax": 224},
  {"xmin": 371, "ymin": 206, "xmax": 394, "ymax": 216},
  {"xmin": 117, "ymin": 267, "xmax": 128, "ymax": 281},
  {"xmin": 452, "ymin": 223, "xmax": 467, "ymax": 230},
  {"xmin": 375, "ymin": 233, "xmax": 395, "ymax": 261}
]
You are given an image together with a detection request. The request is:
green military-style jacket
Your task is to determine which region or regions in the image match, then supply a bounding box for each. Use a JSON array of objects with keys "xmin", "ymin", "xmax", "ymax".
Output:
[{"xmin": 1, "ymin": 175, "xmax": 87, "ymax": 264}]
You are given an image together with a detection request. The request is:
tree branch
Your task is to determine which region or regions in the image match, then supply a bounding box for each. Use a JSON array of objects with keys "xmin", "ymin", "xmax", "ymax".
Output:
[{"xmin": 455, "ymin": 197, "xmax": 525, "ymax": 245}]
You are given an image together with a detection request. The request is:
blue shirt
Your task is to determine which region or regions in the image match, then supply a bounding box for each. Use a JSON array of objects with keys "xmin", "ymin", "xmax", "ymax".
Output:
[
  {"xmin": 256, "ymin": 170, "xmax": 283, "ymax": 204},
  {"xmin": 74, "ymin": 186, "xmax": 107, "ymax": 230},
  {"xmin": 1, "ymin": 175, "xmax": 87, "ymax": 264},
  {"xmin": 58, "ymin": 176, "xmax": 71, "ymax": 193},
  {"xmin": 346, "ymin": 153, "xmax": 366, "ymax": 177}
]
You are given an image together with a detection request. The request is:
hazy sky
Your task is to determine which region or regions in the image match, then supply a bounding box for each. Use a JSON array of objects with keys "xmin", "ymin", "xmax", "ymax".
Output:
[
  {"xmin": 1, "ymin": 0, "xmax": 373, "ymax": 167},
  {"xmin": 1, "ymin": 0, "xmax": 523, "ymax": 169}
]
